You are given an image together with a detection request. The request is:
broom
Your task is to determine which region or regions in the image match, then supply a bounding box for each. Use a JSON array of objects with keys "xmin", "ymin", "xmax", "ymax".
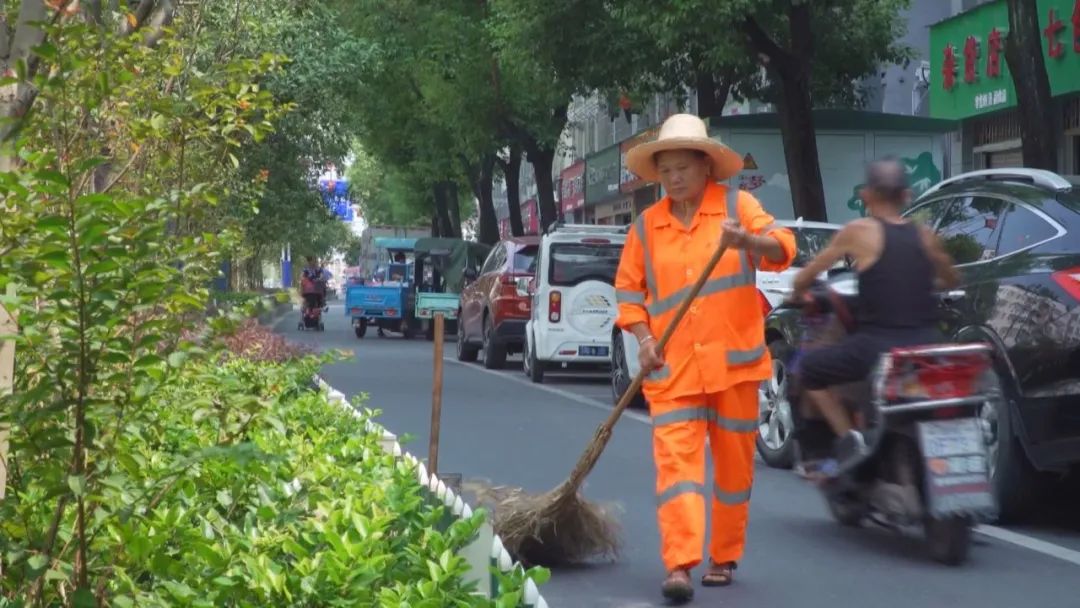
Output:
[{"xmin": 483, "ymin": 238, "xmax": 734, "ymax": 567}]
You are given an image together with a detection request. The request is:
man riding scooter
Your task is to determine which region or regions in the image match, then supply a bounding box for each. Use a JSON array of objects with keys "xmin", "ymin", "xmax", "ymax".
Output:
[{"xmin": 789, "ymin": 158, "xmax": 961, "ymax": 472}]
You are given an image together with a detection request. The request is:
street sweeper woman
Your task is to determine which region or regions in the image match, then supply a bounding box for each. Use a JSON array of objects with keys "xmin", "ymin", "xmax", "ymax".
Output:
[{"xmin": 615, "ymin": 113, "xmax": 796, "ymax": 603}]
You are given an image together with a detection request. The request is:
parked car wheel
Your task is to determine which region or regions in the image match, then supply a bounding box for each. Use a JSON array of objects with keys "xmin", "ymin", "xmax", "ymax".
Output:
[
  {"xmin": 756, "ymin": 340, "xmax": 796, "ymax": 469},
  {"xmin": 456, "ymin": 314, "xmax": 479, "ymax": 362},
  {"xmin": 980, "ymin": 370, "xmax": 1041, "ymax": 522},
  {"xmin": 482, "ymin": 314, "xmax": 508, "ymax": 370},
  {"xmin": 526, "ymin": 339, "xmax": 545, "ymax": 384},
  {"xmin": 610, "ymin": 331, "xmax": 646, "ymax": 409}
]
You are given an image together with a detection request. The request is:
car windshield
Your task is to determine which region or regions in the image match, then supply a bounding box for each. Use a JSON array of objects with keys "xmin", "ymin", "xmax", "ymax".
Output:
[
  {"xmin": 513, "ymin": 245, "xmax": 538, "ymax": 273},
  {"xmin": 548, "ymin": 243, "xmax": 623, "ymax": 286},
  {"xmin": 792, "ymin": 227, "xmax": 839, "ymax": 267}
]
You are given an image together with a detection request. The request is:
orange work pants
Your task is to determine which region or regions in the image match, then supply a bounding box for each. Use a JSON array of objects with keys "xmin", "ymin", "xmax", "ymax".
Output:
[{"xmin": 651, "ymin": 381, "xmax": 758, "ymax": 572}]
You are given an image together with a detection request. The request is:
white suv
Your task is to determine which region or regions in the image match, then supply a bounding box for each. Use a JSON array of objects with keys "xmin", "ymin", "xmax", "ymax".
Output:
[
  {"xmin": 610, "ymin": 218, "xmax": 843, "ymax": 408},
  {"xmin": 522, "ymin": 223, "xmax": 627, "ymax": 383}
]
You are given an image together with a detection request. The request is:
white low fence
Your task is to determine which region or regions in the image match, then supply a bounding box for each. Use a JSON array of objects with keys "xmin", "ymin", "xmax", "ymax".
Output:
[{"xmin": 317, "ymin": 378, "xmax": 550, "ymax": 607}]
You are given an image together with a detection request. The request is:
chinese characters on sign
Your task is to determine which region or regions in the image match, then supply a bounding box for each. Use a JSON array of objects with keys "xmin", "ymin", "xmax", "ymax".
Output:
[
  {"xmin": 974, "ymin": 89, "xmax": 1008, "ymax": 110},
  {"xmin": 964, "ymin": 35, "xmax": 980, "ymax": 83},
  {"xmin": 942, "ymin": 44, "xmax": 957, "ymax": 91},
  {"xmin": 942, "ymin": 0, "xmax": 1080, "ymax": 93},
  {"xmin": 987, "ymin": 28, "xmax": 1003, "ymax": 77},
  {"xmin": 1045, "ymin": 7, "xmax": 1067, "ymax": 58},
  {"xmin": 738, "ymin": 175, "xmax": 766, "ymax": 191}
]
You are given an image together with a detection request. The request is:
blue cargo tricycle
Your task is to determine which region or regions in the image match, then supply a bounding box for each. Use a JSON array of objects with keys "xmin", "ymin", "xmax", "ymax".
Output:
[{"xmin": 345, "ymin": 237, "xmax": 422, "ymax": 339}]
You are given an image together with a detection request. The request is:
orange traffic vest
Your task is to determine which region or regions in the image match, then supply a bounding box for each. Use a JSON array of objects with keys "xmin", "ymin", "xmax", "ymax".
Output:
[{"xmin": 615, "ymin": 181, "xmax": 796, "ymax": 401}]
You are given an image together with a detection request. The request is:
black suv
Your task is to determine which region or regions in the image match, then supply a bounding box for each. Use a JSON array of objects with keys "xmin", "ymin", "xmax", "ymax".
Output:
[{"xmin": 760, "ymin": 169, "xmax": 1080, "ymax": 521}]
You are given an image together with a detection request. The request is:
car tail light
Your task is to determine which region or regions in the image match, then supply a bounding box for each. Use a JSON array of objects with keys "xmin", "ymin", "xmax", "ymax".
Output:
[
  {"xmin": 757, "ymin": 289, "xmax": 772, "ymax": 317},
  {"xmin": 549, "ymin": 290, "xmax": 562, "ymax": 322},
  {"xmin": 1052, "ymin": 267, "xmax": 1080, "ymax": 302}
]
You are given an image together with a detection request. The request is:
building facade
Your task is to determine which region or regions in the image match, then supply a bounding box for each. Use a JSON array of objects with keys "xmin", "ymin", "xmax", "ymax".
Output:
[
  {"xmin": 492, "ymin": 0, "xmax": 979, "ymax": 230},
  {"xmin": 930, "ymin": 0, "xmax": 1080, "ymax": 174}
]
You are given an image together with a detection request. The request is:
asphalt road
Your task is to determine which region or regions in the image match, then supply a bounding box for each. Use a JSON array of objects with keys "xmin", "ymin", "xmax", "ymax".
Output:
[{"xmin": 278, "ymin": 305, "xmax": 1080, "ymax": 608}]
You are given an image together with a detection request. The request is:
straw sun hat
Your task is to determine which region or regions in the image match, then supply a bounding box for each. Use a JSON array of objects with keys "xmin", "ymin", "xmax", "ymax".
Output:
[{"xmin": 625, "ymin": 113, "xmax": 743, "ymax": 183}]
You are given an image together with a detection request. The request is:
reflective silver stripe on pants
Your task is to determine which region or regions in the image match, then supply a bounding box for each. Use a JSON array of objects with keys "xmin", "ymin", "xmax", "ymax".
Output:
[
  {"xmin": 647, "ymin": 364, "xmax": 671, "ymax": 381},
  {"xmin": 728, "ymin": 343, "xmax": 766, "ymax": 366},
  {"xmin": 713, "ymin": 485, "xmax": 752, "ymax": 505},
  {"xmin": 657, "ymin": 480, "xmax": 706, "ymax": 507},
  {"xmin": 652, "ymin": 407, "xmax": 757, "ymax": 433},
  {"xmin": 635, "ymin": 215, "xmax": 657, "ymax": 300},
  {"xmin": 652, "ymin": 406, "xmax": 710, "ymax": 426},
  {"xmin": 616, "ymin": 289, "xmax": 646, "ymax": 305}
]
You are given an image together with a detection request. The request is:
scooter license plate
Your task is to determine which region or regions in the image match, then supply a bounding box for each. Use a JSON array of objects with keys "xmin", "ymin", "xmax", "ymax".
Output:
[{"xmin": 916, "ymin": 418, "xmax": 997, "ymax": 518}]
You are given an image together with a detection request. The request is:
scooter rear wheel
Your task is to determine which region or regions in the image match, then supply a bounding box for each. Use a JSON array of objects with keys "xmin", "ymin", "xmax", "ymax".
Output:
[
  {"xmin": 925, "ymin": 515, "xmax": 972, "ymax": 566},
  {"xmin": 824, "ymin": 486, "xmax": 867, "ymax": 527}
]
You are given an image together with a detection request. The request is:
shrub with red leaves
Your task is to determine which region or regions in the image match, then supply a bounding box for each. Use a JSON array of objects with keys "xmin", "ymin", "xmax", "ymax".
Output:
[{"xmin": 215, "ymin": 318, "xmax": 313, "ymax": 363}]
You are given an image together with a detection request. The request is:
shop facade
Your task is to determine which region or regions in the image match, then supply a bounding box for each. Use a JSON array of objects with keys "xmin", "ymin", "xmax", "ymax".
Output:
[
  {"xmin": 930, "ymin": 0, "xmax": 1080, "ymax": 174},
  {"xmin": 521, "ymin": 198, "xmax": 539, "ymax": 235},
  {"xmin": 559, "ymin": 161, "xmax": 586, "ymax": 223},
  {"xmin": 620, "ymin": 127, "xmax": 660, "ymax": 218},
  {"xmin": 584, "ymin": 144, "xmax": 622, "ymax": 225}
]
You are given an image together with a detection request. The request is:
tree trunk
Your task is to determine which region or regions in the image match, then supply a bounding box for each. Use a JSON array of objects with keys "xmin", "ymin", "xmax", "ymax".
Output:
[
  {"xmin": 775, "ymin": 68, "xmax": 827, "ymax": 221},
  {"xmin": 743, "ymin": 11, "xmax": 828, "ymax": 221},
  {"xmin": 432, "ymin": 184, "xmax": 453, "ymax": 237},
  {"xmin": 445, "ymin": 180, "xmax": 462, "ymax": 238},
  {"xmin": 524, "ymin": 141, "xmax": 557, "ymax": 231},
  {"xmin": 474, "ymin": 154, "xmax": 499, "ymax": 245},
  {"xmin": 1005, "ymin": 0, "xmax": 1058, "ymax": 170},
  {"xmin": 498, "ymin": 145, "xmax": 524, "ymax": 236},
  {"xmin": 696, "ymin": 67, "xmax": 736, "ymax": 120}
]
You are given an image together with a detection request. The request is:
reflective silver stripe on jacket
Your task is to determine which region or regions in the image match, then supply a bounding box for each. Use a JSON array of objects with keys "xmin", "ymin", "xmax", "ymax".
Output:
[
  {"xmin": 647, "ymin": 364, "xmax": 671, "ymax": 381},
  {"xmin": 616, "ymin": 289, "xmax": 646, "ymax": 305},
  {"xmin": 728, "ymin": 343, "xmax": 766, "ymax": 366},
  {"xmin": 635, "ymin": 215, "xmax": 657, "ymax": 300}
]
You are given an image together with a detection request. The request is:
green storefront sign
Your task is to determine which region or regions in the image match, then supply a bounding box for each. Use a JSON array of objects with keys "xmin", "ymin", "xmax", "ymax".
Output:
[
  {"xmin": 585, "ymin": 145, "xmax": 621, "ymax": 205},
  {"xmin": 930, "ymin": 0, "xmax": 1080, "ymax": 121}
]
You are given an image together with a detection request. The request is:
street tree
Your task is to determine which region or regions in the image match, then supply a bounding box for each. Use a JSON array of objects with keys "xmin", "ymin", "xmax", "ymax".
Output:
[
  {"xmin": 487, "ymin": 0, "xmax": 650, "ymax": 230},
  {"xmin": 338, "ymin": 0, "xmax": 493, "ymax": 240},
  {"xmin": 614, "ymin": 0, "xmax": 912, "ymax": 222},
  {"xmin": 1004, "ymin": 0, "xmax": 1058, "ymax": 170}
]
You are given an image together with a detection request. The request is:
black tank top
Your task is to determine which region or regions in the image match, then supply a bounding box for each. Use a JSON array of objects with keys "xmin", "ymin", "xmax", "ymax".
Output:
[{"xmin": 856, "ymin": 218, "xmax": 938, "ymax": 330}]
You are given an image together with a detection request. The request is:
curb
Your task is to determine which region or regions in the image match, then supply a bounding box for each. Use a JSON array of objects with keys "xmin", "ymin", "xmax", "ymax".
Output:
[
  {"xmin": 257, "ymin": 300, "xmax": 294, "ymax": 327},
  {"xmin": 315, "ymin": 377, "xmax": 550, "ymax": 607}
]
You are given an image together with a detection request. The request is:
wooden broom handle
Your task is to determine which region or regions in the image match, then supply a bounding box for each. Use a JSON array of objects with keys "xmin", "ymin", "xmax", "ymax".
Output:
[{"xmin": 561, "ymin": 240, "xmax": 732, "ymax": 492}]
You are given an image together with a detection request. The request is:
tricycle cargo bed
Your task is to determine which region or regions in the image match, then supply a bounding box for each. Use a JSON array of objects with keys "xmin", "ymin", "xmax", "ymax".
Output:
[{"xmin": 346, "ymin": 285, "xmax": 407, "ymax": 319}]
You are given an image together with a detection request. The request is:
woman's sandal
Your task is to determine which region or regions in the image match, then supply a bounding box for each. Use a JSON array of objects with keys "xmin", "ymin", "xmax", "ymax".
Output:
[
  {"xmin": 701, "ymin": 561, "xmax": 736, "ymax": 587},
  {"xmin": 661, "ymin": 569, "xmax": 694, "ymax": 603}
]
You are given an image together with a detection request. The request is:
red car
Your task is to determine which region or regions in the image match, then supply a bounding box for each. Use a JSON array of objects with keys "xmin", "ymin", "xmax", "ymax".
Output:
[{"xmin": 457, "ymin": 236, "xmax": 540, "ymax": 368}]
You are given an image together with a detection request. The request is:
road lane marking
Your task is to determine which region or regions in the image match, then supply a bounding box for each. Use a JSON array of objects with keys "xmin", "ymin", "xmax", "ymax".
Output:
[
  {"xmin": 442, "ymin": 356, "xmax": 653, "ymax": 425},
  {"xmin": 975, "ymin": 525, "xmax": 1080, "ymax": 567}
]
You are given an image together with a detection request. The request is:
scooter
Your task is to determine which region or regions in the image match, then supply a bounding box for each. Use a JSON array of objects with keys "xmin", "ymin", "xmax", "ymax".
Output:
[{"xmin": 784, "ymin": 278, "xmax": 999, "ymax": 565}]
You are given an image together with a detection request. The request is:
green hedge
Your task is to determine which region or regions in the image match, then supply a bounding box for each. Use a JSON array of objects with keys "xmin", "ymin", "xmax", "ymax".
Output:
[{"xmin": 2, "ymin": 354, "xmax": 543, "ymax": 605}]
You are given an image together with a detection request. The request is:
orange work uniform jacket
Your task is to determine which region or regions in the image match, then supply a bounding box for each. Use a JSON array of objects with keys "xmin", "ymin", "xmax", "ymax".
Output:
[{"xmin": 615, "ymin": 181, "xmax": 797, "ymax": 402}]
